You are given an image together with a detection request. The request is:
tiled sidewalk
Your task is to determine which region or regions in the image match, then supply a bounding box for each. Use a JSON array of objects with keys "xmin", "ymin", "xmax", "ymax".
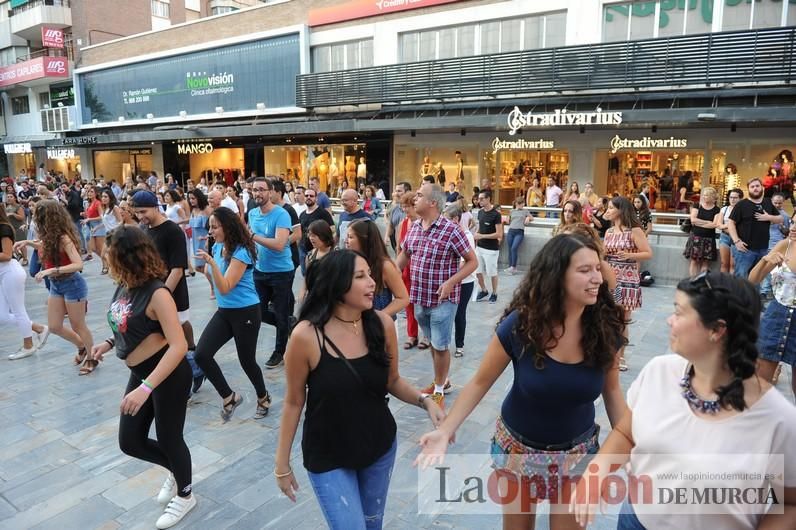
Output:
[{"xmin": 0, "ymin": 260, "xmax": 791, "ymax": 529}]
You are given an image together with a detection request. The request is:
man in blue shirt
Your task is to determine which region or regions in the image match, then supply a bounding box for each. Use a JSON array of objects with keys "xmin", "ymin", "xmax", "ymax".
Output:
[
  {"xmin": 337, "ymin": 188, "xmax": 371, "ymax": 249},
  {"xmin": 249, "ymin": 177, "xmax": 294, "ymax": 369},
  {"xmin": 309, "ymin": 176, "xmax": 332, "ymax": 216}
]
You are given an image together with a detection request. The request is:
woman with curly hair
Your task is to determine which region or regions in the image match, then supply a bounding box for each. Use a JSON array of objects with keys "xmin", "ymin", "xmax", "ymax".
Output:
[
  {"xmin": 0, "ymin": 204, "xmax": 48, "ymax": 360},
  {"xmin": 90, "ymin": 226, "xmax": 195, "ymax": 529},
  {"xmin": 345, "ymin": 219, "xmax": 408, "ymax": 319},
  {"xmin": 193, "ymin": 206, "xmax": 271, "ymax": 421},
  {"xmin": 14, "ymin": 199, "xmax": 94, "ymax": 374},
  {"xmin": 416, "ymin": 233, "xmax": 628, "ymax": 528},
  {"xmin": 572, "ymin": 272, "xmax": 796, "ymax": 529},
  {"xmin": 603, "ymin": 196, "xmax": 653, "ymax": 371}
]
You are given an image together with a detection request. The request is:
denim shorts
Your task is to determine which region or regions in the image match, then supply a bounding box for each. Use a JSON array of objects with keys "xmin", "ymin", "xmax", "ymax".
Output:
[
  {"xmin": 718, "ymin": 232, "xmax": 733, "ymax": 248},
  {"xmin": 48, "ymin": 273, "xmax": 88, "ymax": 302},
  {"xmin": 88, "ymin": 220, "xmax": 106, "ymax": 237},
  {"xmin": 414, "ymin": 300, "xmax": 456, "ymax": 351},
  {"xmin": 757, "ymin": 299, "xmax": 796, "ymax": 365}
]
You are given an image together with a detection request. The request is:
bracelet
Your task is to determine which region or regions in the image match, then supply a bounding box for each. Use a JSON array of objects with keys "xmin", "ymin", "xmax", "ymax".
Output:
[
  {"xmin": 418, "ymin": 394, "xmax": 430, "ymax": 409},
  {"xmin": 138, "ymin": 383, "xmax": 152, "ymax": 395},
  {"xmin": 105, "ymin": 338, "xmax": 115, "ymax": 348},
  {"xmin": 733, "ymin": 239, "xmax": 741, "ymax": 245},
  {"xmin": 141, "ymin": 378, "xmax": 154, "ymax": 391},
  {"xmin": 274, "ymin": 468, "xmax": 293, "ymax": 478}
]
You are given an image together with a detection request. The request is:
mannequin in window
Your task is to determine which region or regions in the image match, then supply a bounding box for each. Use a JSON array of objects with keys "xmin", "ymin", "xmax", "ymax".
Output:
[
  {"xmin": 357, "ymin": 156, "xmax": 367, "ymax": 188},
  {"xmin": 772, "ymin": 149, "xmax": 795, "ymax": 204},
  {"xmin": 436, "ymin": 162, "xmax": 446, "ymax": 186},
  {"xmin": 454, "ymin": 151, "xmax": 464, "ymax": 181},
  {"xmin": 724, "ymin": 163, "xmax": 741, "ymax": 196},
  {"xmin": 420, "ymin": 155, "xmax": 433, "ymax": 177},
  {"xmin": 329, "ymin": 156, "xmax": 339, "ymax": 183},
  {"xmin": 345, "ymin": 155, "xmax": 356, "ymax": 179}
]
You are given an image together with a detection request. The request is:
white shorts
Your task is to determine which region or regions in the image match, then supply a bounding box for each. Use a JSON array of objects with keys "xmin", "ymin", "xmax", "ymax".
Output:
[
  {"xmin": 177, "ymin": 309, "xmax": 191, "ymax": 324},
  {"xmin": 476, "ymin": 247, "xmax": 499, "ymax": 277}
]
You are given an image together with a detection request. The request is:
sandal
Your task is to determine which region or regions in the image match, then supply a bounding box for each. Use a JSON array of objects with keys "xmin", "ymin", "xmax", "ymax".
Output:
[
  {"xmin": 403, "ymin": 338, "xmax": 418, "ymax": 350},
  {"xmin": 221, "ymin": 392, "xmax": 243, "ymax": 422},
  {"xmin": 73, "ymin": 347, "xmax": 88, "ymax": 366},
  {"xmin": 79, "ymin": 358, "xmax": 99, "ymax": 376},
  {"xmin": 417, "ymin": 339, "xmax": 431, "ymax": 350},
  {"xmin": 101, "ymin": 267, "xmax": 109, "ymax": 275},
  {"xmin": 254, "ymin": 392, "xmax": 271, "ymax": 420},
  {"xmin": 618, "ymin": 356, "xmax": 628, "ymax": 372}
]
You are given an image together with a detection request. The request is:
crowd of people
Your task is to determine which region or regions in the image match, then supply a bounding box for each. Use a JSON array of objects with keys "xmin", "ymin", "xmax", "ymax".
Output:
[{"xmin": 0, "ymin": 168, "xmax": 794, "ymax": 529}]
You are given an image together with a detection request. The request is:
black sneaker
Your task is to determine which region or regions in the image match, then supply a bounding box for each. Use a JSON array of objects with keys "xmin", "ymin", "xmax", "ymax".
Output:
[
  {"xmin": 489, "ymin": 293, "xmax": 498, "ymax": 304},
  {"xmin": 476, "ymin": 290, "xmax": 489, "ymax": 302},
  {"xmin": 265, "ymin": 352, "xmax": 284, "ymax": 369}
]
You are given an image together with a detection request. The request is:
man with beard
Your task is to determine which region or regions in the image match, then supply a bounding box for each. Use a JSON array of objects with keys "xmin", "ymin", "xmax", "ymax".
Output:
[
  {"xmin": 727, "ymin": 177, "xmax": 783, "ymax": 279},
  {"xmin": 298, "ymin": 187, "xmax": 334, "ymax": 276}
]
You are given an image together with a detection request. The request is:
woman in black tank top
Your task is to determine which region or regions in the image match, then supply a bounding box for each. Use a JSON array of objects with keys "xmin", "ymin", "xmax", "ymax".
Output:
[
  {"xmin": 91, "ymin": 226, "xmax": 196, "ymax": 530},
  {"xmin": 275, "ymin": 250, "xmax": 444, "ymax": 530}
]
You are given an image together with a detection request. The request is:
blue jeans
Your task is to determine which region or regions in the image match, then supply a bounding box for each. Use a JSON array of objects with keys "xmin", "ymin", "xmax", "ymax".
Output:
[
  {"xmin": 415, "ymin": 300, "xmax": 456, "ymax": 351},
  {"xmin": 308, "ymin": 438, "xmax": 397, "ymax": 530},
  {"xmin": 506, "ymin": 228, "xmax": 524, "ymax": 267},
  {"xmin": 617, "ymin": 501, "xmax": 647, "ymax": 529},
  {"xmin": 731, "ymin": 247, "xmax": 767, "ymax": 280}
]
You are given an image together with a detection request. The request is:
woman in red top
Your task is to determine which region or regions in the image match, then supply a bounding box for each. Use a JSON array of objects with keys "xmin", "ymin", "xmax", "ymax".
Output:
[
  {"xmin": 15, "ymin": 200, "xmax": 96, "ymax": 374},
  {"xmin": 81, "ymin": 185, "xmax": 104, "ymax": 264},
  {"xmin": 397, "ymin": 192, "xmax": 421, "ymax": 349}
]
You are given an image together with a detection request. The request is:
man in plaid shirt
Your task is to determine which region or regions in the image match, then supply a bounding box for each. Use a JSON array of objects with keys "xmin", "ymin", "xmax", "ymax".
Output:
[{"xmin": 397, "ymin": 183, "xmax": 477, "ymax": 409}]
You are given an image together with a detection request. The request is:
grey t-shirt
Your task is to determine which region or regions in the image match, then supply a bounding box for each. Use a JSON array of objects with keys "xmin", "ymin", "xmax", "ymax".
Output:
[{"xmin": 508, "ymin": 209, "xmax": 527, "ymax": 230}]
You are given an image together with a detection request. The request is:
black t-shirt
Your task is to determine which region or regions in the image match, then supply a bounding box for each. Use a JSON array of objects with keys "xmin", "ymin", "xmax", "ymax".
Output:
[
  {"xmin": 282, "ymin": 203, "xmax": 300, "ymax": 269},
  {"xmin": 692, "ymin": 205, "xmax": 720, "ymax": 238},
  {"xmin": 148, "ymin": 220, "xmax": 189, "ymax": 311},
  {"xmin": 0, "ymin": 224, "xmax": 14, "ymax": 248},
  {"xmin": 477, "ymin": 207, "xmax": 502, "ymax": 251},
  {"xmin": 299, "ymin": 207, "xmax": 335, "ymax": 252},
  {"xmin": 728, "ymin": 198, "xmax": 779, "ymax": 250}
]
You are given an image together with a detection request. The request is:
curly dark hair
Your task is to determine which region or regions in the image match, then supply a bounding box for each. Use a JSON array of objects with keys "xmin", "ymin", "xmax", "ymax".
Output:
[
  {"xmin": 676, "ymin": 272, "xmax": 760, "ymax": 412},
  {"xmin": 300, "ymin": 249, "xmax": 388, "ymax": 366},
  {"xmin": 105, "ymin": 225, "xmax": 167, "ymax": 288},
  {"xmin": 347, "ymin": 219, "xmax": 389, "ymax": 291},
  {"xmin": 189, "ymin": 188, "xmax": 209, "ymax": 210},
  {"xmin": 210, "ymin": 206, "xmax": 256, "ymax": 265},
  {"xmin": 34, "ymin": 199, "xmax": 80, "ymax": 267},
  {"xmin": 500, "ymin": 233, "xmax": 626, "ymax": 370}
]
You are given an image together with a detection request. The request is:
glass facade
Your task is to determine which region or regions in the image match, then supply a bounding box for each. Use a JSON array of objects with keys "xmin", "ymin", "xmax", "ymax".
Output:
[
  {"xmin": 78, "ymin": 33, "xmax": 300, "ymax": 124},
  {"xmin": 311, "ymin": 39, "xmax": 374, "ymax": 73}
]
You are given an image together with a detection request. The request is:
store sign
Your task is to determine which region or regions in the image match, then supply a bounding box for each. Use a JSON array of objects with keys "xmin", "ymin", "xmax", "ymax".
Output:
[
  {"xmin": 0, "ymin": 57, "xmax": 69, "ymax": 88},
  {"xmin": 129, "ymin": 149, "xmax": 152, "ymax": 155},
  {"xmin": 309, "ymin": 0, "xmax": 459, "ymax": 26},
  {"xmin": 63, "ymin": 136, "xmax": 98, "ymax": 145},
  {"xmin": 3, "ymin": 143, "xmax": 32, "ymax": 154},
  {"xmin": 50, "ymin": 84, "xmax": 75, "ymax": 106},
  {"xmin": 507, "ymin": 106, "xmax": 623, "ymax": 135},
  {"xmin": 47, "ymin": 148, "xmax": 75, "ymax": 160},
  {"xmin": 609, "ymin": 135, "xmax": 688, "ymax": 153},
  {"xmin": 492, "ymin": 137, "xmax": 555, "ymax": 153},
  {"xmin": 78, "ymin": 34, "xmax": 299, "ymax": 124},
  {"xmin": 42, "ymin": 27, "xmax": 65, "ymax": 49},
  {"xmin": 177, "ymin": 142, "xmax": 214, "ymax": 155}
]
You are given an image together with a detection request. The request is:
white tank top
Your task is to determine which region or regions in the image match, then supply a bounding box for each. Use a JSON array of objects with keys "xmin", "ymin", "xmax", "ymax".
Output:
[
  {"xmin": 102, "ymin": 208, "xmax": 120, "ymax": 230},
  {"xmin": 165, "ymin": 204, "xmax": 182, "ymax": 224}
]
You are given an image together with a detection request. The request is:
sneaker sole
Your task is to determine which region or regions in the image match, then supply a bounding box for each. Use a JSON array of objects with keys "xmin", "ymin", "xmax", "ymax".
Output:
[
  {"xmin": 8, "ymin": 350, "xmax": 36, "ymax": 360},
  {"xmin": 264, "ymin": 361, "xmax": 284, "ymax": 369}
]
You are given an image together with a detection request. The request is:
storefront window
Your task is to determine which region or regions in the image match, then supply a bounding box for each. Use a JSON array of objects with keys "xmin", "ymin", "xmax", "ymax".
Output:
[
  {"xmin": 711, "ymin": 142, "xmax": 796, "ymax": 204},
  {"xmin": 263, "ymin": 144, "xmax": 367, "ymax": 197},
  {"xmin": 495, "ymin": 149, "xmax": 569, "ymax": 206},
  {"xmin": 94, "ymin": 149, "xmax": 153, "ymax": 182},
  {"xmin": 393, "ymin": 143, "xmax": 479, "ymax": 198}
]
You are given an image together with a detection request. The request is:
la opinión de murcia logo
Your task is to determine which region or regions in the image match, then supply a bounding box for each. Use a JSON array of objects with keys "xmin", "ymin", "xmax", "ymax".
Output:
[
  {"xmin": 507, "ymin": 106, "xmax": 623, "ymax": 135},
  {"xmin": 610, "ymin": 134, "xmax": 688, "ymax": 154}
]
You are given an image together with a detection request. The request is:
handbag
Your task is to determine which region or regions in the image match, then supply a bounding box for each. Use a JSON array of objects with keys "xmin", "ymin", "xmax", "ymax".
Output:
[{"xmin": 680, "ymin": 218, "xmax": 692, "ymax": 233}]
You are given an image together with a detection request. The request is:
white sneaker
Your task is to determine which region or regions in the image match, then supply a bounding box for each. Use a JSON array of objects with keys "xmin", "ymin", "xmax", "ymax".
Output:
[
  {"xmin": 157, "ymin": 474, "xmax": 177, "ymax": 504},
  {"xmin": 8, "ymin": 345, "xmax": 37, "ymax": 360},
  {"xmin": 156, "ymin": 494, "xmax": 196, "ymax": 529},
  {"xmin": 35, "ymin": 326, "xmax": 50, "ymax": 349}
]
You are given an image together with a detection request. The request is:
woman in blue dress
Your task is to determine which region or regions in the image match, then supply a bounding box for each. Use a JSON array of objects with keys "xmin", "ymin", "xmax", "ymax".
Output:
[{"xmin": 188, "ymin": 189, "xmax": 214, "ymax": 297}]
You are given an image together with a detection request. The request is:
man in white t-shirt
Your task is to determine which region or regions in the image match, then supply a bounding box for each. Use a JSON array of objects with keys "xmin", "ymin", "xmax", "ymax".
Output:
[
  {"xmin": 545, "ymin": 177, "xmax": 563, "ymax": 218},
  {"xmin": 213, "ymin": 184, "xmax": 239, "ymax": 214}
]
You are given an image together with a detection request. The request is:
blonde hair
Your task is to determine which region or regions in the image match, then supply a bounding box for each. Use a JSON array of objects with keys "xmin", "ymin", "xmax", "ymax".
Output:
[{"xmin": 701, "ymin": 186, "xmax": 718, "ymax": 202}]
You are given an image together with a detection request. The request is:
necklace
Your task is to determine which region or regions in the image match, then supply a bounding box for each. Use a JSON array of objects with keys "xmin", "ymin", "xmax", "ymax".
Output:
[
  {"xmin": 680, "ymin": 366, "xmax": 721, "ymax": 414},
  {"xmin": 333, "ymin": 314, "xmax": 361, "ymax": 336}
]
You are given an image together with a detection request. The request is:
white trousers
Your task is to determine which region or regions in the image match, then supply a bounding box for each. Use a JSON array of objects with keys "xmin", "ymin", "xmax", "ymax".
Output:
[{"xmin": 0, "ymin": 260, "xmax": 33, "ymax": 339}]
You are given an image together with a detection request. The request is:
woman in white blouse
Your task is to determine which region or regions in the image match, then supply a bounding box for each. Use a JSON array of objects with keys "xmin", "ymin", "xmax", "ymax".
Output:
[{"xmin": 572, "ymin": 271, "xmax": 796, "ymax": 529}]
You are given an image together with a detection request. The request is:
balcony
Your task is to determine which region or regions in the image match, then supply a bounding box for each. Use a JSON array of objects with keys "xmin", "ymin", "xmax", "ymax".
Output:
[
  {"xmin": 9, "ymin": 0, "xmax": 72, "ymax": 43},
  {"xmin": 296, "ymin": 26, "xmax": 796, "ymax": 109}
]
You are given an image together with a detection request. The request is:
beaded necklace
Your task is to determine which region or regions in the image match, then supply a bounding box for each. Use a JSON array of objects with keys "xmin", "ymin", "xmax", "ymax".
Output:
[{"xmin": 680, "ymin": 366, "xmax": 722, "ymax": 414}]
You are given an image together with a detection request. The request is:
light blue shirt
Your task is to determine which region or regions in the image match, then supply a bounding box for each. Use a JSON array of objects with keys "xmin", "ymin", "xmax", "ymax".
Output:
[
  {"xmin": 769, "ymin": 209, "xmax": 792, "ymax": 251},
  {"xmin": 212, "ymin": 243, "xmax": 260, "ymax": 309},
  {"xmin": 248, "ymin": 206, "xmax": 294, "ymax": 272}
]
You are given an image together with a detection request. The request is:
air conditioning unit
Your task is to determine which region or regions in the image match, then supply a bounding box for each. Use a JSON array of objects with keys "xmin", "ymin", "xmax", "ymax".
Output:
[{"xmin": 40, "ymin": 105, "xmax": 76, "ymax": 132}]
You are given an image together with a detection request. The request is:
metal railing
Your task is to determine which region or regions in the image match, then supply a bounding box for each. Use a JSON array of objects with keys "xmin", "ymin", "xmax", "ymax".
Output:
[
  {"xmin": 9, "ymin": 0, "xmax": 70, "ymax": 17},
  {"xmin": 297, "ymin": 26, "xmax": 796, "ymax": 108},
  {"xmin": 15, "ymin": 39, "xmax": 75, "ymax": 62}
]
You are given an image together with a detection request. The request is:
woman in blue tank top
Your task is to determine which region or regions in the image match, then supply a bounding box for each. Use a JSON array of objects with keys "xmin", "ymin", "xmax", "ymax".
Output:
[
  {"xmin": 416, "ymin": 234, "xmax": 628, "ymax": 528},
  {"xmin": 188, "ymin": 189, "xmax": 214, "ymax": 296},
  {"xmin": 275, "ymin": 250, "xmax": 443, "ymax": 530}
]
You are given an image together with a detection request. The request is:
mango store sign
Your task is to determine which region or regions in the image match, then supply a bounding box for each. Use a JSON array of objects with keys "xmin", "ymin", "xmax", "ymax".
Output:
[
  {"xmin": 507, "ymin": 106, "xmax": 623, "ymax": 135},
  {"xmin": 177, "ymin": 142, "xmax": 214, "ymax": 155},
  {"xmin": 492, "ymin": 138, "xmax": 555, "ymax": 154},
  {"xmin": 609, "ymin": 135, "xmax": 688, "ymax": 154}
]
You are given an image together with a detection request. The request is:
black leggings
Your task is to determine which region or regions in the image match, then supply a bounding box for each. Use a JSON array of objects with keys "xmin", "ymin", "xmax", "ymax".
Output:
[
  {"xmin": 119, "ymin": 347, "xmax": 193, "ymax": 497},
  {"xmin": 194, "ymin": 304, "xmax": 267, "ymax": 400},
  {"xmin": 455, "ymin": 282, "xmax": 474, "ymax": 349}
]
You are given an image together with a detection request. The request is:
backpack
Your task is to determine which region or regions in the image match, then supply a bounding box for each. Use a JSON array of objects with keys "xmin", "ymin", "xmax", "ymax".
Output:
[{"xmin": 640, "ymin": 270, "xmax": 655, "ymax": 287}]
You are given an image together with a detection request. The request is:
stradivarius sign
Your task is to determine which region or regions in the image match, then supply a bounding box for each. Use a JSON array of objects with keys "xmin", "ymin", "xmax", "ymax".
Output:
[
  {"xmin": 507, "ymin": 107, "xmax": 623, "ymax": 135},
  {"xmin": 609, "ymin": 135, "xmax": 688, "ymax": 154}
]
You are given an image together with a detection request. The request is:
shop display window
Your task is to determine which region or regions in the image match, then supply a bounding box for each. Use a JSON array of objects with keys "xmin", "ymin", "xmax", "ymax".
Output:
[
  {"xmin": 712, "ymin": 143, "xmax": 796, "ymax": 210},
  {"xmin": 495, "ymin": 150, "xmax": 569, "ymax": 206},
  {"xmin": 264, "ymin": 144, "xmax": 367, "ymax": 197},
  {"xmin": 393, "ymin": 144, "xmax": 479, "ymax": 199}
]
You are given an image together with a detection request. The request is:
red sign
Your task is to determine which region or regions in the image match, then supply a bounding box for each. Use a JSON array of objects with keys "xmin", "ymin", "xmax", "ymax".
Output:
[
  {"xmin": 41, "ymin": 27, "xmax": 65, "ymax": 48},
  {"xmin": 308, "ymin": 0, "xmax": 460, "ymax": 27},
  {"xmin": 0, "ymin": 57, "xmax": 69, "ymax": 88}
]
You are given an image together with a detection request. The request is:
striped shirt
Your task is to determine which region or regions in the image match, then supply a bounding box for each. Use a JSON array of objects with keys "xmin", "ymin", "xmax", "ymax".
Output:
[{"xmin": 403, "ymin": 215, "xmax": 471, "ymax": 307}]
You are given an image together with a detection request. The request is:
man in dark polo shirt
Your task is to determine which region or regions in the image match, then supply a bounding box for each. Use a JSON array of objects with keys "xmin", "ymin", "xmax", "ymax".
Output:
[
  {"xmin": 474, "ymin": 189, "xmax": 503, "ymax": 304},
  {"xmin": 727, "ymin": 177, "xmax": 783, "ymax": 280}
]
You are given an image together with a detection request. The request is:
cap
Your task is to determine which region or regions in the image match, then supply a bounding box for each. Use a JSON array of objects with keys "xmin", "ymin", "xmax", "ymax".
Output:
[{"xmin": 130, "ymin": 190, "xmax": 158, "ymax": 208}]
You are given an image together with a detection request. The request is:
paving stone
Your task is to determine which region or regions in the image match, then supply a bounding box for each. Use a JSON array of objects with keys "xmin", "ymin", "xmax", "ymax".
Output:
[{"xmin": 31, "ymin": 495, "xmax": 124, "ymax": 530}]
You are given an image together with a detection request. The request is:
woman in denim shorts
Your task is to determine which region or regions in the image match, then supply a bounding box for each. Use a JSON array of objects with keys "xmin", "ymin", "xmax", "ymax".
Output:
[
  {"xmin": 750, "ymin": 212, "xmax": 796, "ymax": 398},
  {"xmin": 718, "ymin": 189, "xmax": 743, "ymax": 274},
  {"xmin": 416, "ymin": 234, "xmax": 628, "ymax": 527},
  {"xmin": 15, "ymin": 200, "xmax": 95, "ymax": 374}
]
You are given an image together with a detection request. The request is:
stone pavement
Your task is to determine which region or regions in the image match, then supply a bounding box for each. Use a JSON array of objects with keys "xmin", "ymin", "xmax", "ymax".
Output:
[{"xmin": 0, "ymin": 258, "xmax": 792, "ymax": 530}]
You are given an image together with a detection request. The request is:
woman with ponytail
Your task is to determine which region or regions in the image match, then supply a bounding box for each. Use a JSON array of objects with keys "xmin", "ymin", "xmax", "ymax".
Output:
[{"xmin": 571, "ymin": 272, "xmax": 796, "ymax": 529}]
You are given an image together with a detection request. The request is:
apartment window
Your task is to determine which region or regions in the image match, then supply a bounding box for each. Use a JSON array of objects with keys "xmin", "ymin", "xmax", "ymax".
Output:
[
  {"xmin": 38, "ymin": 92, "xmax": 50, "ymax": 109},
  {"xmin": 211, "ymin": 6, "xmax": 237, "ymax": 15},
  {"xmin": 11, "ymin": 96, "xmax": 30, "ymax": 115},
  {"xmin": 311, "ymin": 39, "xmax": 374, "ymax": 72},
  {"xmin": 151, "ymin": 0, "xmax": 170, "ymax": 18}
]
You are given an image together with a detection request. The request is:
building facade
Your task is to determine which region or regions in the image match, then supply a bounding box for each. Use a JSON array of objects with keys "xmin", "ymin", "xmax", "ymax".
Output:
[{"xmin": 3, "ymin": 0, "xmax": 796, "ymax": 209}]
